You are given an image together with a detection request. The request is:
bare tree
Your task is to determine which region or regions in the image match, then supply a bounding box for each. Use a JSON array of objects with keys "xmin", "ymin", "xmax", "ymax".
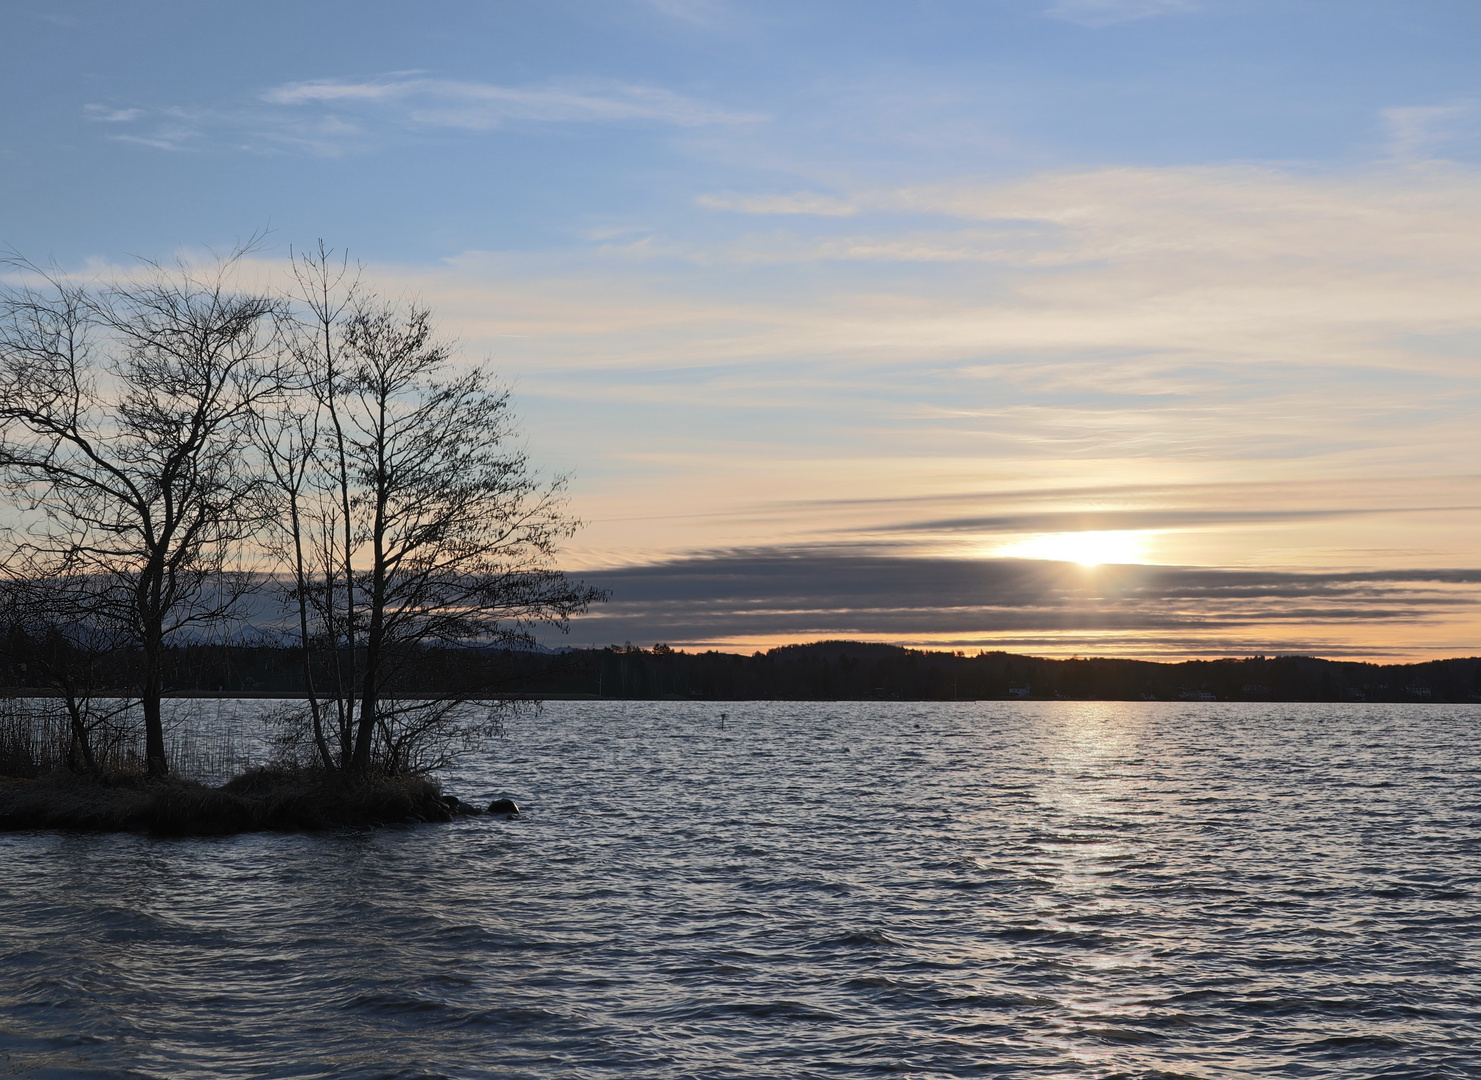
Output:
[
  {"xmin": 254, "ymin": 388, "xmax": 337, "ymax": 772},
  {"xmin": 0, "ymin": 254, "xmax": 284, "ymax": 776},
  {"xmin": 0, "ymin": 567, "xmax": 139, "ymax": 775},
  {"xmin": 263, "ymin": 246, "xmax": 603, "ymax": 775}
]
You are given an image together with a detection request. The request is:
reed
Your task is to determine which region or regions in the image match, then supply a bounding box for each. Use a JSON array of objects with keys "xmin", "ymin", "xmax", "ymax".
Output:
[
  {"xmin": 0, "ymin": 703, "xmax": 476, "ymax": 834},
  {"xmin": 0, "ymin": 697, "xmax": 249, "ymax": 782}
]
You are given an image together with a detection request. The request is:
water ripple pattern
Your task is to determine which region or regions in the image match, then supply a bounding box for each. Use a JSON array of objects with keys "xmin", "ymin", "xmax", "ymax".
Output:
[{"xmin": 2, "ymin": 701, "xmax": 1479, "ymax": 1078}]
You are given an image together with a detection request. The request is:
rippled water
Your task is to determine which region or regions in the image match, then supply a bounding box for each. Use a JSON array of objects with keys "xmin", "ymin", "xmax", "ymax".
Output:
[{"xmin": 2, "ymin": 701, "xmax": 1480, "ymax": 1079}]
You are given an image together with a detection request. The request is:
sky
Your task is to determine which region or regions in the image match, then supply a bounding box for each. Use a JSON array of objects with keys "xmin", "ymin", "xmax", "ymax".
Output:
[{"xmin": 4, "ymin": 0, "xmax": 1481, "ymax": 660}]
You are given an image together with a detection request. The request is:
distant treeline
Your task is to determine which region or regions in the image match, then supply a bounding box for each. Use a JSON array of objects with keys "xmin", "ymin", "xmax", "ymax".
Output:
[{"xmin": 4, "ymin": 636, "xmax": 1479, "ymax": 704}]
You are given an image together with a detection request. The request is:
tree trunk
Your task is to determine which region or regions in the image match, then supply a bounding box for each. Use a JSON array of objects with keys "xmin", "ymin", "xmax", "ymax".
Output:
[
  {"xmin": 63, "ymin": 692, "xmax": 98, "ymax": 776},
  {"xmin": 289, "ymin": 496, "xmax": 335, "ymax": 772},
  {"xmin": 142, "ymin": 655, "xmax": 167, "ymax": 778},
  {"xmin": 351, "ymin": 610, "xmax": 383, "ymax": 775},
  {"xmin": 351, "ymin": 405, "xmax": 390, "ymax": 777}
]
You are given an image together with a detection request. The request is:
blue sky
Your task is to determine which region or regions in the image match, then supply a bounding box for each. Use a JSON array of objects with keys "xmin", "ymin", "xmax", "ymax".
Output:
[
  {"xmin": 6, "ymin": 0, "xmax": 1481, "ymax": 657},
  {"xmin": 9, "ymin": 1, "xmax": 1481, "ymax": 260}
]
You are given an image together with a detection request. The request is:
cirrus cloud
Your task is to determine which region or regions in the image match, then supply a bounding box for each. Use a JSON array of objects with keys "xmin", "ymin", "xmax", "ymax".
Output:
[
  {"xmin": 260, "ymin": 75, "xmax": 764, "ymax": 130},
  {"xmin": 695, "ymin": 191, "xmax": 859, "ymax": 216},
  {"xmin": 83, "ymin": 74, "xmax": 762, "ymax": 156},
  {"xmin": 1046, "ymin": 0, "xmax": 1200, "ymax": 28}
]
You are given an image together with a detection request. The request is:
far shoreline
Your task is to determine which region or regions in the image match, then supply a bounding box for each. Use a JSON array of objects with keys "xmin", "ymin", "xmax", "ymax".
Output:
[{"xmin": 3, "ymin": 640, "xmax": 1479, "ymax": 704}]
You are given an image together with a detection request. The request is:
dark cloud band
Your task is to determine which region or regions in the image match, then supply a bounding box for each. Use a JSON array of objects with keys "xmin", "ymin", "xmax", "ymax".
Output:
[{"xmin": 556, "ymin": 548, "xmax": 1481, "ymax": 651}]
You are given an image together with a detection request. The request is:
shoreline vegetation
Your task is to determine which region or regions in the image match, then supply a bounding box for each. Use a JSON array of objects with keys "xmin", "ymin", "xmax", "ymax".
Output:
[
  {"xmin": 2, "ymin": 638, "xmax": 1476, "ymax": 834},
  {"xmin": 5, "ymin": 639, "xmax": 1477, "ymax": 706},
  {"xmin": 0, "ymin": 247, "xmax": 597, "ymax": 833},
  {"xmin": 0, "ymin": 768, "xmax": 505, "ymax": 836}
]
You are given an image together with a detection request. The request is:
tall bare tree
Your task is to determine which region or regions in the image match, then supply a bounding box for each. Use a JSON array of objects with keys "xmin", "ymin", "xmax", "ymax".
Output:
[
  {"xmin": 263, "ymin": 247, "xmax": 603, "ymax": 775},
  {"xmin": 0, "ymin": 255, "xmax": 284, "ymax": 776},
  {"xmin": 0, "ymin": 567, "xmax": 139, "ymax": 775}
]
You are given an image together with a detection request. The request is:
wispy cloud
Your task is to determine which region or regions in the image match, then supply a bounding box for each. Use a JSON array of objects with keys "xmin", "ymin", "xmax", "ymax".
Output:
[
  {"xmin": 641, "ymin": 0, "xmax": 731, "ymax": 27},
  {"xmin": 555, "ymin": 546, "xmax": 1481, "ymax": 658},
  {"xmin": 84, "ymin": 103, "xmax": 207, "ymax": 152},
  {"xmin": 696, "ymin": 191, "xmax": 858, "ymax": 216},
  {"xmin": 1383, "ymin": 101, "xmax": 1481, "ymax": 161},
  {"xmin": 82, "ymin": 74, "xmax": 760, "ymax": 156},
  {"xmin": 1045, "ymin": 0, "xmax": 1199, "ymax": 28},
  {"xmin": 859, "ymin": 506, "xmax": 1456, "ymax": 537},
  {"xmin": 83, "ymin": 105, "xmax": 144, "ymax": 124},
  {"xmin": 261, "ymin": 75, "xmax": 763, "ymax": 131},
  {"xmin": 87, "ymin": 104, "xmax": 366, "ymax": 155},
  {"xmin": 473, "ymin": 164, "xmax": 1481, "ymax": 376},
  {"xmin": 305, "ymin": 161, "xmax": 1481, "ymax": 644},
  {"xmin": 106, "ymin": 112, "xmax": 208, "ymax": 152}
]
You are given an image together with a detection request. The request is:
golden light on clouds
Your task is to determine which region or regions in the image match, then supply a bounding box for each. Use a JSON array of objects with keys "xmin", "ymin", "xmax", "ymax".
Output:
[
  {"xmin": 994, "ymin": 531, "xmax": 1153, "ymax": 567},
  {"xmin": 126, "ymin": 158, "xmax": 1481, "ymax": 660}
]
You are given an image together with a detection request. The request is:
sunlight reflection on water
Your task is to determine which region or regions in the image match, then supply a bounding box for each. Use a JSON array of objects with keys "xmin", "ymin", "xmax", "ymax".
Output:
[{"xmin": 1, "ymin": 700, "xmax": 1479, "ymax": 1079}]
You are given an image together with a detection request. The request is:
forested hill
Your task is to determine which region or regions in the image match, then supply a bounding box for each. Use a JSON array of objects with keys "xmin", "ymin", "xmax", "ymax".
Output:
[
  {"xmin": 503, "ymin": 641, "xmax": 1477, "ymax": 702},
  {"xmin": 4, "ymin": 636, "xmax": 1479, "ymax": 703}
]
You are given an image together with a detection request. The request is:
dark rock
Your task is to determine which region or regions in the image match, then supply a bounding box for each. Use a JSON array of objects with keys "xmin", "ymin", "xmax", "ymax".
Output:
[
  {"xmin": 438, "ymin": 793, "xmax": 484, "ymax": 816},
  {"xmin": 487, "ymin": 798, "xmax": 520, "ymax": 816}
]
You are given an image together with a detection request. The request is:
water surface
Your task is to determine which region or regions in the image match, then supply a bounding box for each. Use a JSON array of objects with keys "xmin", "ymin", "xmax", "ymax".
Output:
[{"xmin": 2, "ymin": 701, "xmax": 1479, "ymax": 1078}]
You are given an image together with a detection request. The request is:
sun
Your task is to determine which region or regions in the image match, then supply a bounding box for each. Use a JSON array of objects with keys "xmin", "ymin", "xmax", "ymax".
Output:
[{"xmin": 995, "ymin": 530, "xmax": 1150, "ymax": 567}]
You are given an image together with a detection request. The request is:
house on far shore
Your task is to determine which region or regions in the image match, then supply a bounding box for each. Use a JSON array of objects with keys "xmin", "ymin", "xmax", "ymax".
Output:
[{"xmin": 1008, "ymin": 685, "xmax": 1031, "ymax": 698}]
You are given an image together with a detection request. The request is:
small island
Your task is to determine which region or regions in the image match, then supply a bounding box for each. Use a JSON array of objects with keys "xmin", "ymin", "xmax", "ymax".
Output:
[
  {"xmin": 0, "ymin": 767, "xmax": 507, "ymax": 835},
  {"xmin": 0, "ymin": 251, "xmax": 594, "ymax": 833}
]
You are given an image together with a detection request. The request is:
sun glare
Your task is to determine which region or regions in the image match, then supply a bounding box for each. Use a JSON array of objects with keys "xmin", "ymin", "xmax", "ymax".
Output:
[{"xmin": 996, "ymin": 530, "xmax": 1150, "ymax": 567}]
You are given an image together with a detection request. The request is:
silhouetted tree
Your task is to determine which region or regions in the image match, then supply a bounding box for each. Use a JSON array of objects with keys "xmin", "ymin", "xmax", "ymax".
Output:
[
  {"xmin": 260, "ymin": 245, "xmax": 604, "ymax": 775},
  {"xmin": 0, "ymin": 253, "xmax": 283, "ymax": 776},
  {"xmin": 0, "ymin": 570, "xmax": 141, "ymax": 774}
]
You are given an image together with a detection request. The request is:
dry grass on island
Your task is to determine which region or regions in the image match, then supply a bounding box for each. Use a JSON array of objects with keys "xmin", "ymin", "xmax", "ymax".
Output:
[
  {"xmin": 0, "ymin": 708, "xmax": 510, "ymax": 835},
  {"xmin": 0, "ymin": 768, "xmax": 497, "ymax": 836}
]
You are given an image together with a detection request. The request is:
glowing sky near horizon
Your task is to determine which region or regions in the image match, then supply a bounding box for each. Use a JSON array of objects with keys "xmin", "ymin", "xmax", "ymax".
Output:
[{"xmin": 4, "ymin": 0, "xmax": 1481, "ymax": 659}]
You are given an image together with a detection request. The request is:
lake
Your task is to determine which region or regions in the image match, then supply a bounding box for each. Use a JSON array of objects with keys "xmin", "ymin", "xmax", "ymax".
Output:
[{"xmin": 2, "ymin": 701, "xmax": 1478, "ymax": 1078}]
